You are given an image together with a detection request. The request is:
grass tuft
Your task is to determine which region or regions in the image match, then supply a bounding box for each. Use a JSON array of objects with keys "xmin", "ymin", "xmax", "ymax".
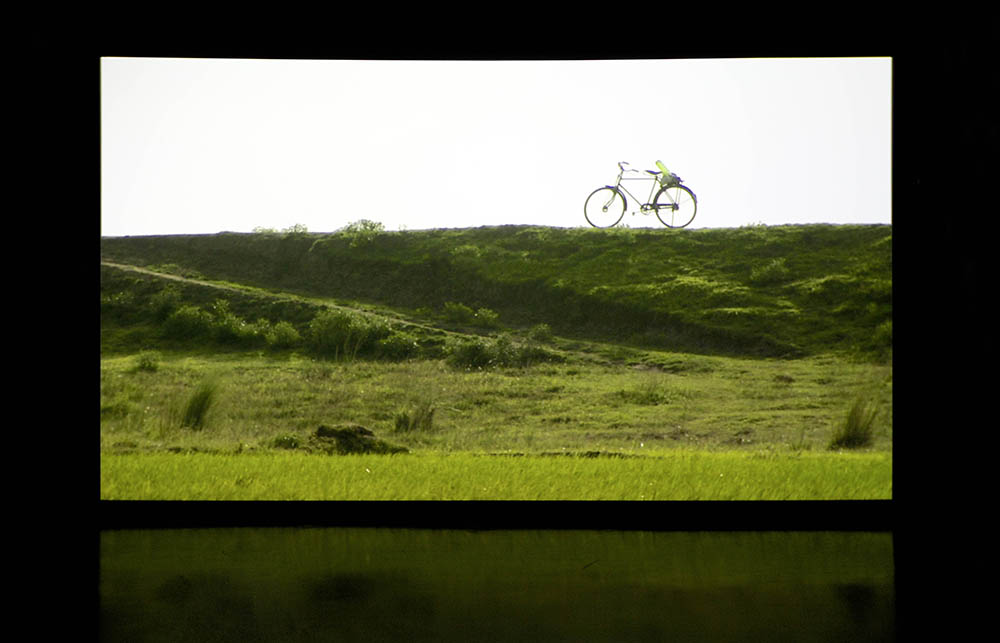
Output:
[
  {"xmin": 829, "ymin": 395, "xmax": 879, "ymax": 449},
  {"xmin": 133, "ymin": 350, "xmax": 161, "ymax": 372},
  {"xmin": 181, "ymin": 379, "xmax": 219, "ymax": 430},
  {"xmin": 395, "ymin": 401, "xmax": 435, "ymax": 432}
]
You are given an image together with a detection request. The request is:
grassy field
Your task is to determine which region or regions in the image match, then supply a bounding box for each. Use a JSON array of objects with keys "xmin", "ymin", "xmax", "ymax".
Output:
[
  {"xmin": 101, "ymin": 450, "xmax": 891, "ymax": 500},
  {"xmin": 100, "ymin": 223, "xmax": 892, "ymax": 500}
]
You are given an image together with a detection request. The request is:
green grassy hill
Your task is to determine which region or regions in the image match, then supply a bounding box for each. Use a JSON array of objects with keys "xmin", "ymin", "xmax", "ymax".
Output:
[{"xmin": 100, "ymin": 223, "xmax": 891, "ymax": 362}]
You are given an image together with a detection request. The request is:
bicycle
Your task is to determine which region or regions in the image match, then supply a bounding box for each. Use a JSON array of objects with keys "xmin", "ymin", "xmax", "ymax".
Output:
[{"xmin": 584, "ymin": 161, "xmax": 698, "ymax": 228}]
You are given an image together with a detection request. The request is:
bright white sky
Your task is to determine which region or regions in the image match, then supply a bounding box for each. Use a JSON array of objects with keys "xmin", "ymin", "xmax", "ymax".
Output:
[{"xmin": 101, "ymin": 57, "xmax": 891, "ymax": 236}]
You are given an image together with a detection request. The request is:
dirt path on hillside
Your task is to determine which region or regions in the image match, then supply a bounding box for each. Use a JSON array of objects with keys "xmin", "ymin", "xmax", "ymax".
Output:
[
  {"xmin": 100, "ymin": 260, "xmax": 454, "ymax": 338},
  {"xmin": 101, "ymin": 260, "xmax": 248, "ymax": 291}
]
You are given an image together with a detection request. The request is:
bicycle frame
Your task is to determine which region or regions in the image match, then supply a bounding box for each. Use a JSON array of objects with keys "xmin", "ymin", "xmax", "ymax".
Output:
[{"xmin": 604, "ymin": 164, "xmax": 677, "ymax": 214}]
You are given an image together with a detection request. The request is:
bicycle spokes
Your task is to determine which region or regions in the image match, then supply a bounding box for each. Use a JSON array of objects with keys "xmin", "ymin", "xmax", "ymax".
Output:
[
  {"xmin": 584, "ymin": 187, "xmax": 626, "ymax": 228},
  {"xmin": 654, "ymin": 184, "xmax": 697, "ymax": 228}
]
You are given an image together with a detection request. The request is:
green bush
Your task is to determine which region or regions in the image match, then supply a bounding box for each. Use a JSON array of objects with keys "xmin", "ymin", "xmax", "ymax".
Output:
[
  {"xmin": 446, "ymin": 337, "xmax": 495, "ymax": 370},
  {"xmin": 338, "ymin": 219, "xmax": 384, "ymax": 247},
  {"xmin": 443, "ymin": 301, "xmax": 477, "ymax": 324},
  {"xmin": 441, "ymin": 302, "xmax": 500, "ymax": 328},
  {"xmin": 211, "ymin": 299, "xmax": 259, "ymax": 345},
  {"xmin": 376, "ymin": 332, "xmax": 420, "ymax": 360},
  {"xmin": 134, "ymin": 350, "xmax": 161, "ymax": 372},
  {"xmin": 308, "ymin": 309, "xmax": 390, "ymax": 359},
  {"xmin": 515, "ymin": 343, "xmax": 562, "ymax": 367},
  {"xmin": 446, "ymin": 333, "xmax": 562, "ymax": 370},
  {"xmin": 528, "ymin": 323, "xmax": 554, "ymax": 343},
  {"xmin": 101, "ymin": 290, "xmax": 140, "ymax": 322},
  {"xmin": 163, "ymin": 305, "xmax": 214, "ymax": 340},
  {"xmin": 266, "ymin": 321, "xmax": 301, "ymax": 349},
  {"xmin": 148, "ymin": 286, "xmax": 183, "ymax": 322},
  {"xmin": 474, "ymin": 308, "xmax": 501, "ymax": 328}
]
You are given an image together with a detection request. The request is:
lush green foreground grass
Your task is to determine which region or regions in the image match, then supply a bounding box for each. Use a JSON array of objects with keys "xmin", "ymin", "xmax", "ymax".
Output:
[{"xmin": 101, "ymin": 450, "xmax": 890, "ymax": 500}]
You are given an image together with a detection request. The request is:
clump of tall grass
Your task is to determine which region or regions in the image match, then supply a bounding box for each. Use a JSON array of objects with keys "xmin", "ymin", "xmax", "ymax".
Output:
[
  {"xmin": 394, "ymin": 401, "xmax": 435, "ymax": 432},
  {"xmin": 829, "ymin": 396, "xmax": 879, "ymax": 449},
  {"xmin": 271, "ymin": 433, "xmax": 301, "ymax": 449},
  {"xmin": 445, "ymin": 333, "xmax": 562, "ymax": 370},
  {"xmin": 616, "ymin": 380, "xmax": 669, "ymax": 405},
  {"xmin": 133, "ymin": 350, "xmax": 162, "ymax": 372},
  {"xmin": 181, "ymin": 380, "xmax": 219, "ymax": 430},
  {"xmin": 748, "ymin": 257, "xmax": 791, "ymax": 285}
]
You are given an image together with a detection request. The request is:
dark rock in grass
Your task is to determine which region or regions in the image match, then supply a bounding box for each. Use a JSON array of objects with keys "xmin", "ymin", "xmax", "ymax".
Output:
[
  {"xmin": 316, "ymin": 424, "xmax": 374, "ymax": 439},
  {"xmin": 308, "ymin": 424, "xmax": 408, "ymax": 455},
  {"xmin": 537, "ymin": 450, "xmax": 638, "ymax": 459}
]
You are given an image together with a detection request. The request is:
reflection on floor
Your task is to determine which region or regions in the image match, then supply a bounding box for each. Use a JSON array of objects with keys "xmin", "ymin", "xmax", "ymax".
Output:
[{"xmin": 100, "ymin": 528, "xmax": 894, "ymax": 642}]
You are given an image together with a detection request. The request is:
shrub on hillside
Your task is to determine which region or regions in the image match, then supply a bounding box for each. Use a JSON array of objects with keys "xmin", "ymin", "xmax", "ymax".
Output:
[
  {"xmin": 527, "ymin": 323, "xmax": 554, "ymax": 343},
  {"xmin": 442, "ymin": 302, "xmax": 501, "ymax": 328},
  {"xmin": 446, "ymin": 336, "xmax": 496, "ymax": 369},
  {"xmin": 210, "ymin": 299, "xmax": 260, "ymax": 345},
  {"xmin": 265, "ymin": 320, "xmax": 301, "ymax": 349},
  {"xmin": 101, "ymin": 290, "xmax": 142, "ymax": 323},
  {"xmin": 338, "ymin": 219, "xmax": 384, "ymax": 247},
  {"xmin": 443, "ymin": 301, "xmax": 477, "ymax": 324},
  {"xmin": 148, "ymin": 285, "xmax": 183, "ymax": 322},
  {"xmin": 163, "ymin": 305, "xmax": 214, "ymax": 340},
  {"xmin": 133, "ymin": 350, "xmax": 161, "ymax": 372},
  {"xmin": 376, "ymin": 332, "xmax": 420, "ymax": 360},
  {"xmin": 474, "ymin": 307, "xmax": 501, "ymax": 328},
  {"xmin": 446, "ymin": 333, "xmax": 562, "ymax": 370},
  {"xmin": 308, "ymin": 309, "xmax": 391, "ymax": 359}
]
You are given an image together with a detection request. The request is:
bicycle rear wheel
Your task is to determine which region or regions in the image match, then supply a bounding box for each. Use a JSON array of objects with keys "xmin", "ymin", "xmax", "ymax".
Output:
[
  {"xmin": 584, "ymin": 187, "xmax": 626, "ymax": 228},
  {"xmin": 653, "ymin": 184, "xmax": 697, "ymax": 228}
]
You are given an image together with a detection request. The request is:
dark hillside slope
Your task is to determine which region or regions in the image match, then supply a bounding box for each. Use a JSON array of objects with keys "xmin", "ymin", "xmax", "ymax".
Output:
[{"xmin": 100, "ymin": 224, "xmax": 891, "ymax": 360}]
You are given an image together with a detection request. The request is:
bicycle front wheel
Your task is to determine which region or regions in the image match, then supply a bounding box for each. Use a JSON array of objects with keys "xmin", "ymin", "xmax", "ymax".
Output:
[
  {"xmin": 653, "ymin": 184, "xmax": 697, "ymax": 228},
  {"xmin": 584, "ymin": 187, "xmax": 626, "ymax": 228}
]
